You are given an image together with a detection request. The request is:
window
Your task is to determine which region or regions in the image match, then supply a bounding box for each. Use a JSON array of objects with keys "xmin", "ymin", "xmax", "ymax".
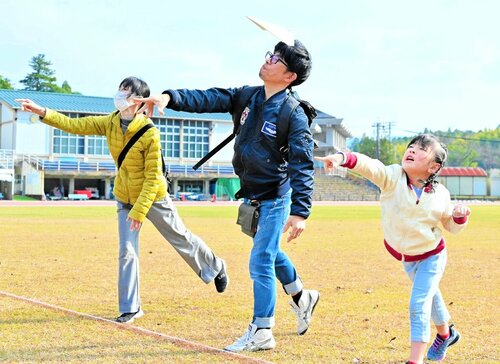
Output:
[
  {"xmin": 53, "ymin": 112, "xmax": 107, "ymax": 155},
  {"xmin": 53, "ymin": 128, "xmax": 85, "ymax": 154},
  {"xmin": 50, "ymin": 113, "xmax": 210, "ymax": 160},
  {"xmin": 182, "ymin": 120, "xmax": 209, "ymax": 159},
  {"xmin": 154, "ymin": 118, "xmax": 180, "ymax": 158},
  {"xmin": 87, "ymin": 135, "xmax": 109, "ymax": 155}
]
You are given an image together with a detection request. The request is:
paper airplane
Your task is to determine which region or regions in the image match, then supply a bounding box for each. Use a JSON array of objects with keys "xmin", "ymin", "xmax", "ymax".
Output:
[{"xmin": 246, "ymin": 16, "xmax": 295, "ymax": 46}]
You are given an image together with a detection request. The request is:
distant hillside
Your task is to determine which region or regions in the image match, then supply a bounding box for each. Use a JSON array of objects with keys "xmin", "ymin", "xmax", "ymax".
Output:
[{"xmin": 348, "ymin": 127, "xmax": 499, "ymax": 170}]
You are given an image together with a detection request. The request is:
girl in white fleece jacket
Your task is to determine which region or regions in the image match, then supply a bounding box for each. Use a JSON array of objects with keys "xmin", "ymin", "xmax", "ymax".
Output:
[{"xmin": 316, "ymin": 134, "xmax": 470, "ymax": 364}]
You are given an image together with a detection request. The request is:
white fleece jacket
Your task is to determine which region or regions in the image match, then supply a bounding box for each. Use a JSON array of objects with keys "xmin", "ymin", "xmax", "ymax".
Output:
[{"xmin": 343, "ymin": 152, "xmax": 468, "ymax": 257}]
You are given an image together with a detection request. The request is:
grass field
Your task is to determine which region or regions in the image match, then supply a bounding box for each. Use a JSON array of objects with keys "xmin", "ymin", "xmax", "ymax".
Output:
[{"xmin": 0, "ymin": 203, "xmax": 498, "ymax": 363}]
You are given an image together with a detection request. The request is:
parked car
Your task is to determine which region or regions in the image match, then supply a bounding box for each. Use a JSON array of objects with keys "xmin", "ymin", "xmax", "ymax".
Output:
[
  {"xmin": 176, "ymin": 192, "xmax": 206, "ymax": 201},
  {"xmin": 85, "ymin": 187, "xmax": 99, "ymax": 199},
  {"xmin": 74, "ymin": 190, "xmax": 92, "ymax": 199},
  {"xmin": 186, "ymin": 193, "xmax": 206, "ymax": 201}
]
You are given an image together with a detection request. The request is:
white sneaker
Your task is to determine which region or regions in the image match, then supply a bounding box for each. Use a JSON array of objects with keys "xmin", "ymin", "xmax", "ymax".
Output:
[
  {"xmin": 224, "ymin": 323, "xmax": 276, "ymax": 352},
  {"xmin": 289, "ymin": 289, "xmax": 320, "ymax": 335}
]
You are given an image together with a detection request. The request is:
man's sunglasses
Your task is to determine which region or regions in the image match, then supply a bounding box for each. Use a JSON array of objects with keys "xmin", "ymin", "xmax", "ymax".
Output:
[{"xmin": 265, "ymin": 51, "xmax": 288, "ymax": 67}]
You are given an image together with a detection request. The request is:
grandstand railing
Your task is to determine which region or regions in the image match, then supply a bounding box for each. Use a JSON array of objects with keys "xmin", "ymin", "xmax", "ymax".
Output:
[
  {"xmin": 166, "ymin": 164, "xmax": 235, "ymax": 176},
  {"xmin": 40, "ymin": 160, "xmax": 117, "ymax": 172},
  {"xmin": 14, "ymin": 153, "xmax": 237, "ymax": 176}
]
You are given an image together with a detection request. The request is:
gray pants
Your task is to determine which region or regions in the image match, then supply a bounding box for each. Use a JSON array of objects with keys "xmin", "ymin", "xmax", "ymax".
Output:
[{"xmin": 117, "ymin": 197, "xmax": 222, "ymax": 313}]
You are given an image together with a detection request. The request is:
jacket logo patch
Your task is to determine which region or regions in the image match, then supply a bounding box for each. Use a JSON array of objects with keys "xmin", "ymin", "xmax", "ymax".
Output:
[
  {"xmin": 261, "ymin": 121, "xmax": 276, "ymax": 138},
  {"xmin": 240, "ymin": 107, "xmax": 250, "ymax": 125}
]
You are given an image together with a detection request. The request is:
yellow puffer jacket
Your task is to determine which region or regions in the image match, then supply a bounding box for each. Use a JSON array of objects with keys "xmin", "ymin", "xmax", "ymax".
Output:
[{"xmin": 43, "ymin": 109, "xmax": 167, "ymax": 222}]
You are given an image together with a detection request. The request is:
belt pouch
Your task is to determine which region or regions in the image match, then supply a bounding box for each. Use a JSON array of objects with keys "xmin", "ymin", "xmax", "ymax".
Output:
[{"xmin": 236, "ymin": 202, "xmax": 260, "ymax": 237}]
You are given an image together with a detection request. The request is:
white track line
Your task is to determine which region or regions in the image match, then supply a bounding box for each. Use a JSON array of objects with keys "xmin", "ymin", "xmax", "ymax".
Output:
[{"xmin": 0, "ymin": 290, "xmax": 273, "ymax": 364}]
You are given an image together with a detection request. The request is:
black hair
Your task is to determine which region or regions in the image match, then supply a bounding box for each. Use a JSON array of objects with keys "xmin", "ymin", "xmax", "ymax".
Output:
[
  {"xmin": 119, "ymin": 76, "xmax": 150, "ymax": 98},
  {"xmin": 274, "ymin": 40, "xmax": 312, "ymax": 88},
  {"xmin": 407, "ymin": 134, "xmax": 448, "ymax": 191}
]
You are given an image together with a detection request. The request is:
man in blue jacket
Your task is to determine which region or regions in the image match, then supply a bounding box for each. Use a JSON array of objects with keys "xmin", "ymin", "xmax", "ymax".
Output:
[{"xmin": 137, "ymin": 40, "xmax": 319, "ymax": 352}]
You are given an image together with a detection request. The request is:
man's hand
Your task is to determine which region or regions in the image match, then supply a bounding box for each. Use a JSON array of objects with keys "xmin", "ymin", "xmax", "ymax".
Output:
[
  {"xmin": 133, "ymin": 94, "xmax": 171, "ymax": 117},
  {"xmin": 127, "ymin": 216, "xmax": 142, "ymax": 231},
  {"xmin": 282, "ymin": 215, "xmax": 306, "ymax": 242},
  {"xmin": 15, "ymin": 99, "xmax": 46, "ymax": 117}
]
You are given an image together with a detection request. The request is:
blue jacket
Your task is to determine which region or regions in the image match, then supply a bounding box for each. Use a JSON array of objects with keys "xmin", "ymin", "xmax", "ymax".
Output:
[{"xmin": 165, "ymin": 86, "xmax": 314, "ymax": 219}]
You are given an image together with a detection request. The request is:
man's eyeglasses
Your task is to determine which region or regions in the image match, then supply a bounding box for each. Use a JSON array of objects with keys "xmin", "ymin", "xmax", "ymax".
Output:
[{"xmin": 265, "ymin": 51, "xmax": 288, "ymax": 67}]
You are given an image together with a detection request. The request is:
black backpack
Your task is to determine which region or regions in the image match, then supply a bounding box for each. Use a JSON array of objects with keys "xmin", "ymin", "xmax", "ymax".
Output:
[{"xmin": 193, "ymin": 86, "xmax": 317, "ymax": 170}]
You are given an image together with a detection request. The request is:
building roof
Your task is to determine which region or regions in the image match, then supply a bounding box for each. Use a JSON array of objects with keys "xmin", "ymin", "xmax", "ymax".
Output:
[
  {"xmin": 440, "ymin": 167, "xmax": 488, "ymax": 177},
  {"xmin": 0, "ymin": 89, "xmax": 346, "ymax": 128},
  {"xmin": 0, "ymin": 89, "xmax": 232, "ymax": 121},
  {"xmin": 314, "ymin": 109, "xmax": 352, "ymax": 138}
]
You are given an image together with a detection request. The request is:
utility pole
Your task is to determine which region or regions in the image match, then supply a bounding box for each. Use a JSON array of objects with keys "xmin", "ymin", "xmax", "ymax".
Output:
[
  {"xmin": 372, "ymin": 122, "xmax": 381, "ymax": 160},
  {"xmin": 372, "ymin": 122, "xmax": 396, "ymax": 161}
]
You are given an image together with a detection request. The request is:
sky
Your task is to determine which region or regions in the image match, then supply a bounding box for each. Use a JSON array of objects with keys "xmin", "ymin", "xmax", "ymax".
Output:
[{"xmin": 1, "ymin": 0, "xmax": 499, "ymax": 138}]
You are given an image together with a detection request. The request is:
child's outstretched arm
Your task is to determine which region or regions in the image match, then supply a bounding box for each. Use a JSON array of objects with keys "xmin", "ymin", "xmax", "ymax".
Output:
[{"xmin": 316, "ymin": 151, "xmax": 397, "ymax": 192}]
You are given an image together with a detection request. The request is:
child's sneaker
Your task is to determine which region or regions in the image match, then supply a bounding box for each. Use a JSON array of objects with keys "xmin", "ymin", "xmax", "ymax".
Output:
[
  {"xmin": 427, "ymin": 324, "xmax": 461, "ymax": 361},
  {"xmin": 289, "ymin": 289, "xmax": 320, "ymax": 335},
  {"xmin": 224, "ymin": 323, "xmax": 276, "ymax": 352}
]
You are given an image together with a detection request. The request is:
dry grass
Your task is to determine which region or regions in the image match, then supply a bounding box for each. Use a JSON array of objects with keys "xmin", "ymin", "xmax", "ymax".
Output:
[{"xmin": 0, "ymin": 203, "xmax": 498, "ymax": 363}]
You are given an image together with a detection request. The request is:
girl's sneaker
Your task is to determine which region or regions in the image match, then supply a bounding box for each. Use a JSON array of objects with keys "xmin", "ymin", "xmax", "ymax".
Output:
[{"xmin": 427, "ymin": 324, "xmax": 461, "ymax": 361}]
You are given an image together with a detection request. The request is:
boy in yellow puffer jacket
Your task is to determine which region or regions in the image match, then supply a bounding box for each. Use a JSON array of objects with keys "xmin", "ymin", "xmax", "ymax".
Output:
[{"xmin": 16, "ymin": 76, "xmax": 228, "ymax": 324}]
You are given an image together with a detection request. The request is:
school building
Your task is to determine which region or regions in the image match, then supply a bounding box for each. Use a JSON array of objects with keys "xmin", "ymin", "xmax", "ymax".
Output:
[{"xmin": 0, "ymin": 89, "xmax": 351, "ymax": 200}]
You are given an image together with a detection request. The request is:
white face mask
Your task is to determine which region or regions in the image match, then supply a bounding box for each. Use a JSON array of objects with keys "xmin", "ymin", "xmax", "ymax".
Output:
[{"xmin": 113, "ymin": 91, "xmax": 132, "ymax": 112}]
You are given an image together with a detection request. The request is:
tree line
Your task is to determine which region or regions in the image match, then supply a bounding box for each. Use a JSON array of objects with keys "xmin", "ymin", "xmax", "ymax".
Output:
[
  {"xmin": 0, "ymin": 54, "xmax": 78, "ymax": 94},
  {"xmin": 349, "ymin": 127, "xmax": 500, "ymax": 170}
]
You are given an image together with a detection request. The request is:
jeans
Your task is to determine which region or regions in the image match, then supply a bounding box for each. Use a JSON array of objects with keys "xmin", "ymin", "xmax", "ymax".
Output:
[
  {"xmin": 117, "ymin": 197, "xmax": 222, "ymax": 313},
  {"xmin": 249, "ymin": 189, "xmax": 303, "ymax": 328},
  {"xmin": 403, "ymin": 249, "xmax": 451, "ymax": 342}
]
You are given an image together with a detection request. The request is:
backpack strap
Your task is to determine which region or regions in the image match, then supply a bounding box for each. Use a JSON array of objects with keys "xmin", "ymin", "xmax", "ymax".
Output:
[
  {"xmin": 117, "ymin": 124, "xmax": 155, "ymax": 169},
  {"xmin": 192, "ymin": 133, "xmax": 236, "ymax": 171},
  {"xmin": 276, "ymin": 93, "xmax": 318, "ymax": 155},
  {"xmin": 193, "ymin": 86, "xmax": 260, "ymax": 171},
  {"xmin": 276, "ymin": 95, "xmax": 300, "ymax": 154}
]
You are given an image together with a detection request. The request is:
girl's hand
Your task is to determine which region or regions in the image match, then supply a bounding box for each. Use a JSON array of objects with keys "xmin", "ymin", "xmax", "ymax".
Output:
[
  {"xmin": 15, "ymin": 99, "xmax": 46, "ymax": 117},
  {"xmin": 314, "ymin": 154, "xmax": 344, "ymax": 173},
  {"xmin": 452, "ymin": 204, "xmax": 471, "ymax": 218}
]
